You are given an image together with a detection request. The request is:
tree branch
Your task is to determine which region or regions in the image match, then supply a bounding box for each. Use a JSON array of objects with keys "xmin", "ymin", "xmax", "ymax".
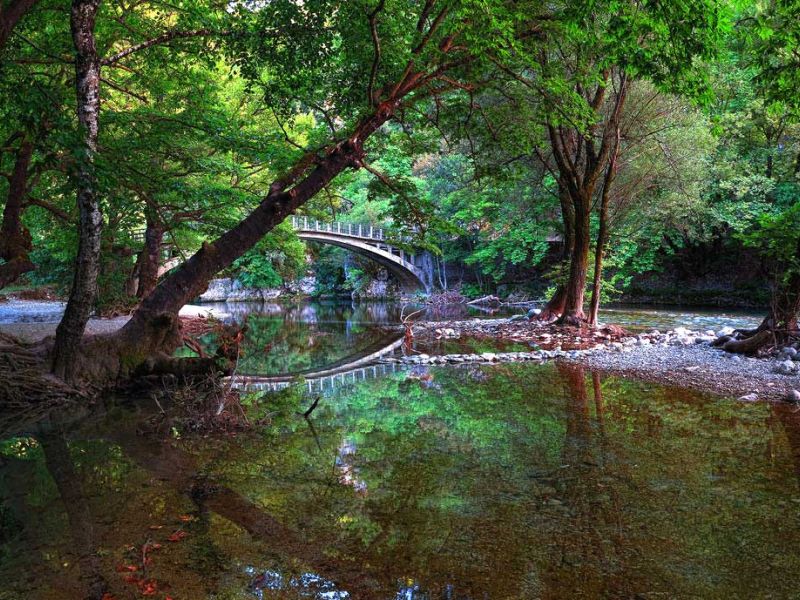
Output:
[{"xmin": 100, "ymin": 28, "xmax": 230, "ymax": 66}]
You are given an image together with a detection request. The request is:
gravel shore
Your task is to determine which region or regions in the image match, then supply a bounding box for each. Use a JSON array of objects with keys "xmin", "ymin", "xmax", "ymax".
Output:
[
  {"xmin": 413, "ymin": 317, "xmax": 800, "ymax": 402},
  {"xmin": 563, "ymin": 342, "xmax": 800, "ymax": 402}
]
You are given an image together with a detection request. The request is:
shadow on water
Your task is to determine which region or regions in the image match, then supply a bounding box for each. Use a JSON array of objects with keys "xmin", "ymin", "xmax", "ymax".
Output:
[{"xmin": 3, "ymin": 361, "xmax": 800, "ymax": 598}]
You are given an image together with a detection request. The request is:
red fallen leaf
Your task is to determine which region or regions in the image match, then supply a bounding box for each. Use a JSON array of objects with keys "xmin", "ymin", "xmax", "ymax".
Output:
[
  {"xmin": 101, "ymin": 594, "xmax": 116, "ymax": 600},
  {"xmin": 115, "ymin": 564, "xmax": 138, "ymax": 572},
  {"xmin": 167, "ymin": 530, "xmax": 188, "ymax": 542},
  {"xmin": 123, "ymin": 575, "xmax": 141, "ymax": 585},
  {"xmin": 150, "ymin": 543, "xmax": 162, "ymax": 550},
  {"xmin": 139, "ymin": 578, "xmax": 159, "ymax": 595},
  {"xmin": 178, "ymin": 514, "xmax": 194, "ymax": 522}
]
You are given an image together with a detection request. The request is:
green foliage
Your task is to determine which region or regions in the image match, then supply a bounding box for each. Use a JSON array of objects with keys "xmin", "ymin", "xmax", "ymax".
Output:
[{"xmin": 232, "ymin": 222, "xmax": 306, "ymax": 289}]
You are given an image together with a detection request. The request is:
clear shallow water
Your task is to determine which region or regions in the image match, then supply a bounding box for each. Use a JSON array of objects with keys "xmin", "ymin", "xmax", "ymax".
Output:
[
  {"xmin": 2, "ymin": 363, "xmax": 800, "ymax": 599},
  {"xmin": 188, "ymin": 301, "xmax": 764, "ymax": 376},
  {"xmin": 599, "ymin": 304, "xmax": 762, "ymax": 333}
]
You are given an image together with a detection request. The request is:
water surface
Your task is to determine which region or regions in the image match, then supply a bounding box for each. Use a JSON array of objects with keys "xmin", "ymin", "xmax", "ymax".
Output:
[{"xmin": 2, "ymin": 363, "xmax": 799, "ymax": 599}]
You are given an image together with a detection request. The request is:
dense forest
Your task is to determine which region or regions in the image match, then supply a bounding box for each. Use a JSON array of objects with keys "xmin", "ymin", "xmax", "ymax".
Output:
[
  {"xmin": 0, "ymin": 0, "xmax": 799, "ymax": 387},
  {"xmin": 6, "ymin": 2, "xmax": 800, "ymax": 599}
]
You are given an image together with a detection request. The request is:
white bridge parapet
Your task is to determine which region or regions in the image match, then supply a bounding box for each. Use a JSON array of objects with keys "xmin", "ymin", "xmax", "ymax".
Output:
[
  {"xmin": 290, "ymin": 216, "xmax": 430, "ymax": 292},
  {"xmin": 290, "ymin": 216, "xmax": 410, "ymax": 244}
]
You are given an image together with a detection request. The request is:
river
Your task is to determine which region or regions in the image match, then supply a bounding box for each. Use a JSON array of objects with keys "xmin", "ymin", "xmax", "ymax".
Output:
[{"xmin": 3, "ymin": 300, "xmax": 798, "ymax": 599}]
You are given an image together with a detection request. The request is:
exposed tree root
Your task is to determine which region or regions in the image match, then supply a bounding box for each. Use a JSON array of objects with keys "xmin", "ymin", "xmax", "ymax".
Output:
[{"xmin": 722, "ymin": 330, "xmax": 773, "ymax": 354}]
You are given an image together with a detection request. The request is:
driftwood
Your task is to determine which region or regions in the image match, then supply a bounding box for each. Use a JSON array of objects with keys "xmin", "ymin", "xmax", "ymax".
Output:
[{"xmin": 466, "ymin": 294, "xmax": 502, "ymax": 307}]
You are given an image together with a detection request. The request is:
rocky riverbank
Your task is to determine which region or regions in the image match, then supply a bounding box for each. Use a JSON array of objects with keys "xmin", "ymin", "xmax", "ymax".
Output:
[{"xmin": 409, "ymin": 318, "xmax": 800, "ymax": 402}]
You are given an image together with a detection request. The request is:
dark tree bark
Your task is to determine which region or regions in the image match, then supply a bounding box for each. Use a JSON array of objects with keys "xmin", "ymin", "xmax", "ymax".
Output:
[
  {"xmin": 0, "ymin": 138, "xmax": 35, "ymax": 288},
  {"xmin": 52, "ymin": 0, "xmax": 102, "ymax": 381},
  {"xmin": 537, "ymin": 185, "xmax": 574, "ymax": 321},
  {"xmin": 0, "ymin": 0, "xmax": 38, "ymax": 51},
  {"xmin": 541, "ymin": 71, "xmax": 628, "ymax": 326},
  {"xmin": 135, "ymin": 215, "xmax": 164, "ymax": 298},
  {"xmin": 588, "ymin": 125, "xmax": 622, "ymax": 326}
]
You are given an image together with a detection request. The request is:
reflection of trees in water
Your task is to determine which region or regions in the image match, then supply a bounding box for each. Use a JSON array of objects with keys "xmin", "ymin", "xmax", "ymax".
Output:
[
  {"xmin": 542, "ymin": 364, "xmax": 645, "ymax": 598},
  {"xmin": 38, "ymin": 431, "xmax": 108, "ymax": 600},
  {"xmin": 772, "ymin": 403, "xmax": 800, "ymax": 486},
  {"xmin": 229, "ymin": 301, "xmax": 403, "ymax": 376}
]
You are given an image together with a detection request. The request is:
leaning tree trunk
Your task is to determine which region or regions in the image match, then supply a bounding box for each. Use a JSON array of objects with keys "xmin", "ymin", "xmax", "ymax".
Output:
[
  {"xmin": 75, "ymin": 101, "xmax": 399, "ymax": 384},
  {"xmin": 52, "ymin": 0, "xmax": 102, "ymax": 382},
  {"xmin": 0, "ymin": 138, "xmax": 35, "ymax": 289},
  {"xmin": 135, "ymin": 216, "xmax": 164, "ymax": 298}
]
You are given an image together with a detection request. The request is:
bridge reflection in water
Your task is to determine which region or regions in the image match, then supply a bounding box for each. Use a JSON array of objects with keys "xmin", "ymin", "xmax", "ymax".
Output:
[{"xmin": 230, "ymin": 335, "xmax": 406, "ymax": 394}]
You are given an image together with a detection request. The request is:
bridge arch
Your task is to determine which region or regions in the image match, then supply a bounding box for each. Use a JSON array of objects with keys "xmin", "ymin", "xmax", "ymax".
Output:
[
  {"xmin": 290, "ymin": 217, "xmax": 430, "ymax": 293},
  {"xmin": 232, "ymin": 334, "xmax": 405, "ymax": 393}
]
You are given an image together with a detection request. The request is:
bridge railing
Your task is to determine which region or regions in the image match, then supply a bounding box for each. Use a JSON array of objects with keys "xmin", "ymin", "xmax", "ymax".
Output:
[
  {"xmin": 290, "ymin": 216, "xmax": 414, "ymax": 243},
  {"xmin": 290, "ymin": 216, "xmax": 419, "ymax": 266}
]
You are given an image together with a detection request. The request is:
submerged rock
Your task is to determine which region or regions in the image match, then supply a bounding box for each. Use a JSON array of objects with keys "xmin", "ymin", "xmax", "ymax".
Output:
[{"xmin": 785, "ymin": 390, "xmax": 800, "ymax": 404}]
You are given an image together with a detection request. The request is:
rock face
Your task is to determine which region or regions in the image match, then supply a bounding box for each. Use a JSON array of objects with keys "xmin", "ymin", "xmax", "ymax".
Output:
[
  {"xmin": 355, "ymin": 273, "xmax": 403, "ymax": 299},
  {"xmin": 198, "ymin": 278, "xmax": 310, "ymax": 302},
  {"xmin": 283, "ymin": 276, "xmax": 316, "ymax": 296}
]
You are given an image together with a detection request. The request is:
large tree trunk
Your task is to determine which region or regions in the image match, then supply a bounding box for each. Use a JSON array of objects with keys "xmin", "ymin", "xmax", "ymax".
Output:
[
  {"xmin": 588, "ymin": 130, "xmax": 620, "ymax": 326},
  {"xmin": 538, "ymin": 185, "xmax": 575, "ymax": 321},
  {"xmin": 52, "ymin": 0, "xmax": 102, "ymax": 382},
  {"xmin": 558, "ymin": 193, "xmax": 591, "ymax": 325},
  {"xmin": 135, "ymin": 215, "xmax": 164, "ymax": 298},
  {"xmin": 0, "ymin": 138, "xmax": 35, "ymax": 288},
  {"xmin": 73, "ymin": 102, "xmax": 398, "ymax": 384},
  {"xmin": 0, "ymin": 0, "xmax": 38, "ymax": 50}
]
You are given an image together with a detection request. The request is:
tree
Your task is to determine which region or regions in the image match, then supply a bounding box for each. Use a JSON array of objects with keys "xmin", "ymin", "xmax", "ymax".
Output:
[
  {"xmin": 51, "ymin": 0, "xmax": 103, "ymax": 381},
  {"xmin": 56, "ymin": 0, "xmax": 552, "ymax": 385},
  {"xmin": 716, "ymin": 0, "xmax": 800, "ymax": 351},
  {"xmin": 503, "ymin": 0, "xmax": 725, "ymax": 324}
]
